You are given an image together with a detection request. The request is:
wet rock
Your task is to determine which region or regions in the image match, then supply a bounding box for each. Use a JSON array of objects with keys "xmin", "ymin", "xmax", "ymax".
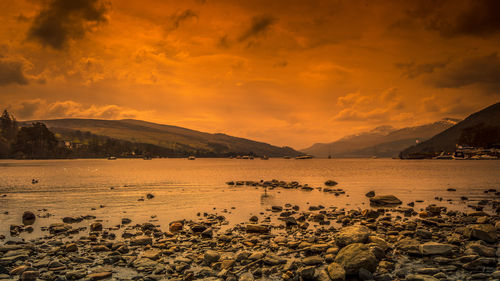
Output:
[
  {"xmin": 20, "ymin": 270, "xmax": 38, "ymax": 281},
  {"xmin": 62, "ymin": 217, "xmax": 81, "ymax": 223},
  {"xmin": 202, "ymin": 228, "xmax": 213, "ymax": 238},
  {"xmin": 146, "ymin": 193, "xmax": 154, "ymax": 199},
  {"xmin": 327, "ymin": 262, "xmax": 345, "ymax": 281},
  {"xmin": 464, "ymin": 224, "xmax": 497, "ymax": 243},
  {"xmin": 65, "ymin": 243, "xmax": 78, "ymax": 252},
  {"xmin": 121, "ymin": 218, "xmax": 132, "ymax": 224},
  {"xmin": 86, "ymin": 271, "xmax": 112, "ymax": 280},
  {"xmin": 271, "ymin": 206, "xmax": 283, "ymax": 212},
  {"xmin": 90, "ymin": 222, "xmax": 102, "ymax": 232},
  {"xmin": 369, "ymin": 195, "xmax": 402, "ymax": 207},
  {"xmin": 335, "ymin": 225, "xmax": 371, "ymax": 247},
  {"xmin": 169, "ymin": 221, "xmax": 183, "ymax": 232},
  {"xmin": 246, "ymin": 224, "xmax": 270, "ymax": 234},
  {"xmin": 22, "ymin": 211, "xmax": 36, "ymax": 225},
  {"xmin": 405, "ymin": 274, "xmax": 439, "ymax": 281},
  {"xmin": 358, "ymin": 268, "xmax": 373, "ymax": 280},
  {"xmin": 298, "ymin": 266, "xmax": 317, "ymax": 280},
  {"xmin": 191, "ymin": 224, "xmax": 208, "ymax": 232},
  {"xmin": 249, "ymin": 216, "xmax": 258, "ymax": 223},
  {"xmin": 239, "ymin": 271, "xmax": 254, "ymax": 281},
  {"xmin": 130, "ymin": 236, "xmax": 152, "ymax": 246},
  {"xmin": 204, "ymin": 250, "xmax": 220, "ymax": 264},
  {"xmin": 365, "ymin": 191, "xmax": 375, "ymax": 198},
  {"xmin": 419, "ymin": 242, "xmax": 453, "ymax": 256},
  {"xmin": 302, "ymin": 256, "xmax": 323, "ymax": 265},
  {"xmin": 325, "ymin": 180, "xmax": 338, "ymax": 186},
  {"xmin": 334, "ymin": 243, "xmax": 378, "ymax": 275}
]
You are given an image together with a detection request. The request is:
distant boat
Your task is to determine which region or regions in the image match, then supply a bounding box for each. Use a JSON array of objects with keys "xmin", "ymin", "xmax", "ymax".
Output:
[
  {"xmin": 283, "ymin": 156, "xmax": 291, "ymax": 159},
  {"xmin": 188, "ymin": 156, "xmax": 196, "ymax": 160},
  {"xmin": 143, "ymin": 155, "xmax": 152, "ymax": 160},
  {"xmin": 296, "ymin": 155, "xmax": 313, "ymax": 159},
  {"xmin": 261, "ymin": 155, "xmax": 269, "ymax": 160},
  {"xmin": 107, "ymin": 156, "xmax": 117, "ymax": 160},
  {"xmin": 434, "ymin": 152, "xmax": 453, "ymax": 160}
]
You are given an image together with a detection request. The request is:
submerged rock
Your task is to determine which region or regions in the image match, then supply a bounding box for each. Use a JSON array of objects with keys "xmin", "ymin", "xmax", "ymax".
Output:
[{"xmin": 22, "ymin": 212, "xmax": 36, "ymax": 225}]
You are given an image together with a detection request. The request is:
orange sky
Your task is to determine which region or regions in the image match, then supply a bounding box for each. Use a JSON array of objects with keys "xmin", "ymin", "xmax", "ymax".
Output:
[{"xmin": 0, "ymin": 0, "xmax": 499, "ymax": 149}]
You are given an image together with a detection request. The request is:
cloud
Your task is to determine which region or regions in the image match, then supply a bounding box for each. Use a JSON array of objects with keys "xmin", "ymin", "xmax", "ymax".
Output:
[
  {"xmin": 395, "ymin": 60, "xmax": 449, "ymax": 79},
  {"xmin": 429, "ymin": 52, "xmax": 500, "ymax": 94},
  {"xmin": 238, "ymin": 15, "xmax": 276, "ymax": 42},
  {"xmin": 408, "ymin": 0, "xmax": 500, "ymax": 38},
  {"xmin": 421, "ymin": 95, "xmax": 476, "ymax": 115},
  {"xmin": 0, "ymin": 58, "xmax": 29, "ymax": 86},
  {"xmin": 169, "ymin": 9, "xmax": 198, "ymax": 30},
  {"xmin": 27, "ymin": 0, "xmax": 109, "ymax": 49},
  {"xmin": 333, "ymin": 89, "xmax": 408, "ymax": 122},
  {"xmin": 273, "ymin": 60, "xmax": 288, "ymax": 68},
  {"xmin": 9, "ymin": 99, "xmax": 150, "ymax": 120}
]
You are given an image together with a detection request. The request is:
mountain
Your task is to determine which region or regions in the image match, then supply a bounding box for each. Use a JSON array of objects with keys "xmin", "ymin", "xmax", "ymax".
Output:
[
  {"xmin": 302, "ymin": 119, "xmax": 459, "ymax": 158},
  {"xmin": 400, "ymin": 102, "xmax": 500, "ymax": 158},
  {"xmin": 21, "ymin": 118, "xmax": 301, "ymax": 157}
]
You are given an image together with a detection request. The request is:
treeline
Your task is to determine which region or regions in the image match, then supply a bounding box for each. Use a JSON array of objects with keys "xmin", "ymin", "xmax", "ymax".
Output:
[
  {"xmin": 458, "ymin": 123, "xmax": 500, "ymax": 148},
  {"xmin": 0, "ymin": 109, "xmax": 252, "ymax": 159}
]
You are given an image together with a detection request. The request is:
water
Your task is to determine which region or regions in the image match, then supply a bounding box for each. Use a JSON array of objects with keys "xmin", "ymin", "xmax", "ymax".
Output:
[{"xmin": 0, "ymin": 158, "xmax": 499, "ymax": 238}]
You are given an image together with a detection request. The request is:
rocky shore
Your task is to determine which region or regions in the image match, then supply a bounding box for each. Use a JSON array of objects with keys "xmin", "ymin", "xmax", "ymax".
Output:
[{"xmin": 2, "ymin": 179, "xmax": 500, "ymax": 281}]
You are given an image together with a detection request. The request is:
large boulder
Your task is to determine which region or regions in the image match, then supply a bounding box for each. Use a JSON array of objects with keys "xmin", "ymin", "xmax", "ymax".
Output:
[
  {"xmin": 335, "ymin": 225, "xmax": 371, "ymax": 247},
  {"xmin": 369, "ymin": 195, "xmax": 402, "ymax": 207},
  {"xmin": 419, "ymin": 242, "xmax": 453, "ymax": 256},
  {"xmin": 246, "ymin": 224, "xmax": 270, "ymax": 234},
  {"xmin": 334, "ymin": 243, "xmax": 378, "ymax": 275},
  {"xmin": 464, "ymin": 224, "xmax": 497, "ymax": 243}
]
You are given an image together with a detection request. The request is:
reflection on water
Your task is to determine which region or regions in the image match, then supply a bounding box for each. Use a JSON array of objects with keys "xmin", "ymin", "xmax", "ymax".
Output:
[{"xmin": 0, "ymin": 158, "xmax": 499, "ymax": 238}]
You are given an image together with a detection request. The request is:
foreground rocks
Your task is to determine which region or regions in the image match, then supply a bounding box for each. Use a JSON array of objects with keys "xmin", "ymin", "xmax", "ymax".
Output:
[{"xmin": 2, "ymin": 180, "xmax": 500, "ymax": 281}]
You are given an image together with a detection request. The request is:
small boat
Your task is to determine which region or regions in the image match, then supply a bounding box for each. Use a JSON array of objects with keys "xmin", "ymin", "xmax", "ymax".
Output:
[
  {"xmin": 434, "ymin": 152, "xmax": 453, "ymax": 160},
  {"xmin": 188, "ymin": 156, "xmax": 196, "ymax": 160},
  {"xmin": 261, "ymin": 155, "xmax": 269, "ymax": 160},
  {"xmin": 107, "ymin": 156, "xmax": 117, "ymax": 160},
  {"xmin": 296, "ymin": 155, "xmax": 313, "ymax": 160},
  {"xmin": 31, "ymin": 179, "xmax": 39, "ymax": 184}
]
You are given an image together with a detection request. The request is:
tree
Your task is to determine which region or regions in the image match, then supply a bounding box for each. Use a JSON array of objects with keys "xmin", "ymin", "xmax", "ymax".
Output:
[
  {"xmin": 13, "ymin": 122, "xmax": 58, "ymax": 158},
  {"xmin": 459, "ymin": 123, "xmax": 500, "ymax": 148}
]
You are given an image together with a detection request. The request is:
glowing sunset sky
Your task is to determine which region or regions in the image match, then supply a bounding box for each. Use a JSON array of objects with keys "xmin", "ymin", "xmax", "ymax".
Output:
[{"xmin": 0, "ymin": 0, "xmax": 499, "ymax": 148}]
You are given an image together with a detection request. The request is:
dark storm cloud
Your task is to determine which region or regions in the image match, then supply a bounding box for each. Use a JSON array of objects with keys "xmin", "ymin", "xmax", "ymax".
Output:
[
  {"xmin": 238, "ymin": 15, "xmax": 276, "ymax": 42},
  {"xmin": 431, "ymin": 52, "xmax": 500, "ymax": 94},
  {"xmin": 408, "ymin": 0, "xmax": 500, "ymax": 38},
  {"xmin": 395, "ymin": 60, "xmax": 448, "ymax": 79},
  {"xmin": 27, "ymin": 0, "xmax": 109, "ymax": 50},
  {"xmin": 0, "ymin": 58, "xmax": 29, "ymax": 86},
  {"xmin": 170, "ymin": 9, "xmax": 198, "ymax": 30}
]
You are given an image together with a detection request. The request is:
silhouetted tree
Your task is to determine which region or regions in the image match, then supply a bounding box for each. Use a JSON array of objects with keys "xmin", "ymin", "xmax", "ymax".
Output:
[
  {"xmin": 459, "ymin": 123, "xmax": 500, "ymax": 148},
  {"xmin": 13, "ymin": 122, "xmax": 58, "ymax": 158}
]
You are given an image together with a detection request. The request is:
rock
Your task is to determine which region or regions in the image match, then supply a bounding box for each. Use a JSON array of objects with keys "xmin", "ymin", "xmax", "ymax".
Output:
[
  {"xmin": 365, "ymin": 191, "xmax": 375, "ymax": 198},
  {"xmin": 358, "ymin": 268, "xmax": 373, "ymax": 280},
  {"xmin": 334, "ymin": 243, "xmax": 378, "ymax": 275},
  {"xmin": 302, "ymin": 256, "xmax": 323, "ymax": 265},
  {"xmin": 246, "ymin": 224, "xmax": 270, "ymax": 234},
  {"xmin": 86, "ymin": 271, "xmax": 112, "ymax": 280},
  {"xmin": 169, "ymin": 221, "xmax": 183, "ymax": 232},
  {"xmin": 132, "ymin": 257, "xmax": 158, "ymax": 268},
  {"xmin": 419, "ymin": 242, "xmax": 453, "ymax": 256},
  {"xmin": 146, "ymin": 193, "xmax": 154, "ymax": 199},
  {"xmin": 464, "ymin": 224, "xmax": 497, "ymax": 243},
  {"xmin": 405, "ymin": 274, "xmax": 439, "ymax": 281},
  {"xmin": 239, "ymin": 271, "xmax": 254, "ymax": 281},
  {"xmin": 249, "ymin": 216, "xmax": 258, "ymax": 222},
  {"xmin": 325, "ymin": 180, "xmax": 338, "ymax": 186},
  {"xmin": 10, "ymin": 265, "xmax": 29, "ymax": 275},
  {"xmin": 298, "ymin": 266, "xmax": 317, "ymax": 280},
  {"xmin": 201, "ymin": 228, "xmax": 213, "ymax": 238},
  {"xmin": 20, "ymin": 271, "xmax": 38, "ymax": 281},
  {"xmin": 65, "ymin": 243, "xmax": 78, "ymax": 252},
  {"xmin": 121, "ymin": 218, "xmax": 131, "ymax": 224},
  {"xmin": 90, "ymin": 222, "xmax": 102, "ymax": 232},
  {"xmin": 62, "ymin": 217, "xmax": 80, "ymax": 223},
  {"xmin": 271, "ymin": 206, "xmax": 283, "ymax": 212},
  {"xmin": 22, "ymin": 211, "xmax": 36, "ymax": 225},
  {"xmin": 204, "ymin": 250, "xmax": 220, "ymax": 264},
  {"xmin": 369, "ymin": 195, "xmax": 402, "ymax": 207},
  {"xmin": 335, "ymin": 225, "xmax": 371, "ymax": 247},
  {"xmin": 191, "ymin": 224, "xmax": 208, "ymax": 232},
  {"xmin": 327, "ymin": 262, "xmax": 345, "ymax": 281},
  {"xmin": 130, "ymin": 235, "xmax": 152, "ymax": 246}
]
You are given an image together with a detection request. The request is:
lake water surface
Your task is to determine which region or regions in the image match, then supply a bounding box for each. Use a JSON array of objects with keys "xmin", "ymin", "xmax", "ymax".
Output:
[{"xmin": 1, "ymin": 158, "xmax": 499, "ymax": 238}]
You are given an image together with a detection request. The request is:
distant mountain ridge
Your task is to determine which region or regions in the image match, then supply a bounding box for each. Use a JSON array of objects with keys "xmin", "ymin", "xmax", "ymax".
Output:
[
  {"xmin": 400, "ymin": 102, "xmax": 500, "ymax": 158},
  {"xmin": 22, "ymin": 118, "xmax": 301, "ymax": 157},
  {"xmin": 301, "ymin": 119, "xmax": 459, "ymax": 158}
]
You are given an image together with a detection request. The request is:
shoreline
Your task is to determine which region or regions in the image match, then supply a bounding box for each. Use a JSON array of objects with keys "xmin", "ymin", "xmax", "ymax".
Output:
[{"xmin": 2, "ymin": 180, "xmax": 500, "ymax": 281}]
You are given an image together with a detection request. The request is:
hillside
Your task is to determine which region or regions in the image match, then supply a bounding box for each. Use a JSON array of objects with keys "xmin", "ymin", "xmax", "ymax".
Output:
[
  {"xmin": 302, "ymin": 119, "xmax": 458, "ymax": 158},
  {"xmin": 21, "ymin": 118, "xmax": 301, "ymax": 157},
  {"xmin": 400, "ymin": 102, "xmax": 500, "ymax": 158}
]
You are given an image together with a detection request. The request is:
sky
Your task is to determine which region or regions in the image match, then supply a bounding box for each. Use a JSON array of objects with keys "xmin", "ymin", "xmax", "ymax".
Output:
[{"xmin": 0, "ymin": 0, "xmax": 499, "ymax": 149}]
